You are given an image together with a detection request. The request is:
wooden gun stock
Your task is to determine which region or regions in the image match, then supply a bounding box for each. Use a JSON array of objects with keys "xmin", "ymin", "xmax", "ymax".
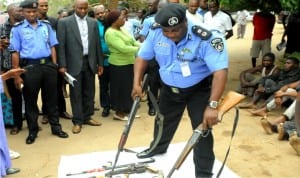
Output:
[
  {"xmin": 111, "ymin": 74, "xmax": 148, "ymax": 173},
  {"xmin": 167, "ymin": 91, "xmax": 245, "ymax": 178}
]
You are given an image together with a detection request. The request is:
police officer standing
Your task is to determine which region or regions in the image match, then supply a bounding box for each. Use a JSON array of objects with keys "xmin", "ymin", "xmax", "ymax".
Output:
[
  {"xmin": 132, "ymin": 4, "xmax": 228, "ymax": 178},
  {"xmin": 9, "ymin": 0, "xmax": 68, "ymax": 144},
  {"xmin": 137, "ymin": 0, "xmax": 161, "ymax": 116}
]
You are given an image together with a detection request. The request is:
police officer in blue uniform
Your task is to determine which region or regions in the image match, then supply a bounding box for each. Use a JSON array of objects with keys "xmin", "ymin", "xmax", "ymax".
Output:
[
  {"xmin": 132, "ymin": 3, "xmax": 228, "ymax": 178},
  {"xmin": 138, "ymin": 0, "xmax": 161, "ymax": 116},
  {"xmin": 9, "ymin": 0, "xmax": 68, "ymax": 144}
]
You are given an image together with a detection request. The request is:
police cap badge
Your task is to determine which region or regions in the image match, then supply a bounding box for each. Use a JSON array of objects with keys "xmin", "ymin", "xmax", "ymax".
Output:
[
  {"xmin": 155, "ymin": 3, "xmax": 186, "ymax": 27},
  {"xmin": 20, "ymin": 0, "xmax": 38, "ymax": 9}
]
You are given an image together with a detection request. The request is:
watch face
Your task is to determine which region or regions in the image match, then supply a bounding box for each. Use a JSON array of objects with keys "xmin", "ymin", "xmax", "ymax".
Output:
[{"xmin": 209, "ymin": 101, "xmax": 218, "ymax": 108}]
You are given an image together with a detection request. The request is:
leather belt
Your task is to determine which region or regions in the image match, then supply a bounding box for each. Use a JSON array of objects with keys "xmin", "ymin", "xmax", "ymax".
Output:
[
  {"xmin": 21, "ymin": 56, "xmax": 51, "ymax": 66},
  {"xmin": 165, "ymin": 76, "xmax": 212, "ymax": 94}
]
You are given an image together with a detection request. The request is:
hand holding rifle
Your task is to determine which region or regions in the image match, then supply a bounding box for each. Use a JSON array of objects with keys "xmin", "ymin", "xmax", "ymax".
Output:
[{"xmin": 110, "ymin": 74, "xmax": 148, "ymax": 174}]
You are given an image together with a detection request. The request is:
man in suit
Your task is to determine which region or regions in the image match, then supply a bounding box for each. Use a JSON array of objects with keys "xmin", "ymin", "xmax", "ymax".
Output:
[{"xmin": 57, "ymin": 0, "xmax": 103, "ymax": 134}]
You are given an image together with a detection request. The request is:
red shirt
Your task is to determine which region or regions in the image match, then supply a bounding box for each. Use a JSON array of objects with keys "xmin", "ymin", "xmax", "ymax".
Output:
[{"xmin": 252, "ymin": 12, "xmax": 275, "ymax": 40}]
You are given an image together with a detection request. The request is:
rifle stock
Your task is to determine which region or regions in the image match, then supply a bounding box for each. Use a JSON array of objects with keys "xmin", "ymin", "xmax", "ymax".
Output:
[
  {"xmin": 167, "ymin": 91, "xmax": 245, "ymax": 178},
  {"xmin": 111, "ymin": 74, "xmax": 148, "ymax": 173}
]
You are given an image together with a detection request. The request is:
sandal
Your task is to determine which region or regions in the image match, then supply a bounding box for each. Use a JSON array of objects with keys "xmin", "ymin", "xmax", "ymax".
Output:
[
  {"xmin": 10, "ymin": 127, "xmax": 20, "ymax": 135},
  {"xmin": 6, "ymin": 168, "xmax": 20, "ymax": 175}
]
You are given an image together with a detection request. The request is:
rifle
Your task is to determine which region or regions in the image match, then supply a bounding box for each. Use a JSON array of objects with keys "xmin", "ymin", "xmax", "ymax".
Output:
[
  {"xmin": 110, "ymin": 74, "xmax": 149, "ymax": 173},
  {"xmin": 66, "ymin": 158, "xmax": 154, "ymax": 177},
  {"xmin": 105, "ymin": 159, "xmax": 163, "ymax": 178},
  {"xmin": 167, "ymin": 91, "xmax": 246, "ymax": 178}
]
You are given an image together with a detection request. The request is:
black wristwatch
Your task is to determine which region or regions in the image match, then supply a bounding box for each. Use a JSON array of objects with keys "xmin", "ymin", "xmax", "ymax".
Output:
[{"xmin": 208, "ymin": 101, "xmax": 219, "ymax": 109}]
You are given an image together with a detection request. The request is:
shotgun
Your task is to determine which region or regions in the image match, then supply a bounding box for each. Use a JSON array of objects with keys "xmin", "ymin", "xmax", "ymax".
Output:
[{"xmin": 167, "ymin": 91, "xmax": 246, "ymax": 178}]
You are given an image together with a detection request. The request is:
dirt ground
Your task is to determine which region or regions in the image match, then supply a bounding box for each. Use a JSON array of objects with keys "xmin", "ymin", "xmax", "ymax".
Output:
[{"xmin": 5, "ymin": 23, "xmax": 300, "ymax": 178}]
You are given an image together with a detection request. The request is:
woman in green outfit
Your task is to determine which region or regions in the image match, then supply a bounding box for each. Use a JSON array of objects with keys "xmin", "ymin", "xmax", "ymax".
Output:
[{"xmin": 104, "ymin": 10, "xmax": 140, "ymax": 121}]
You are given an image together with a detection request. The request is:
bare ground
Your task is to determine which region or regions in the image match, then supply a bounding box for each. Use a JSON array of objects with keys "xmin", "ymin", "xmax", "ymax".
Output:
[{"xmin": 6, "ymin": 23, "xmax": 300, "ymax": 178}]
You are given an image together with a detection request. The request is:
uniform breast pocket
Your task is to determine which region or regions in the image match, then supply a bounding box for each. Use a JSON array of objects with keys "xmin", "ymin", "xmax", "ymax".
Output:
[
  {"xmin": 154, "ymin": 45, "xmax": 171, "ymax": 57},
  {"xmin": 23, "ymin": 33, "xmax": 34, "ymax": 41}
]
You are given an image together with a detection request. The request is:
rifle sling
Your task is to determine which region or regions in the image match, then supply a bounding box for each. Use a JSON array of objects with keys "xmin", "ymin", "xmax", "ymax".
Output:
[
  {"xmin": 146, "ymin": 87, "xmax": 164, "ymax": 154},
  {"xmin": 216, "ymin": 107, "xmax": 240, "ymax": 178}
]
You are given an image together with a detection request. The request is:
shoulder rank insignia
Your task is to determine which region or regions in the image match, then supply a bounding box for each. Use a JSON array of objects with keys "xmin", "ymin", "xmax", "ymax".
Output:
[
  {"xmin": 13, "ymin": 20, "xmax": 24, "ymax": 27},
  {"xmin": 40, "ymin": 19, "xmax": 51, "ymax": 25},
  {"xmin": 210, "ymin": 38, "xmax": 224, "ymax": 52},
  {"xmin": 192, "ymin": 25, "xmax": 212, "ymax": 40},
  {"xmin": 151, "ymin": 22, "xmax": 161, "ymax": 30}
]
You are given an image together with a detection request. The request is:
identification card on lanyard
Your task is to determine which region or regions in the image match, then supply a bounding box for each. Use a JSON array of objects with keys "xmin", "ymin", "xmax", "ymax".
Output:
[{"xmin": 180, "ymin": 61, "xmax": 191, "ymax": 77}]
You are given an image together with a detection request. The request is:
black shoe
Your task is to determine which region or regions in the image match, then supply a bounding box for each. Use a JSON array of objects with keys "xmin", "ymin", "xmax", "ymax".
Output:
[
  {"xmin": 52, "ymin": 130, "xmax": 69, "ymax": 138},
  {"xmin": 136, "ymin": 148, "xmax": 166, "ymax": 159},
  {"xmin": 148, "ymin": 107, "xmax": 156, "ymax": 116},
  {"xmin": 59, "ymin": 112, "xmax": 73, "ymax": 119},
  {"xmin": 101, "ymin": 108, "xmax": 110, "ymax": 117},
  {"xmin": 26, "ymin": 134, "xmax": 37, "ymax": 144}
]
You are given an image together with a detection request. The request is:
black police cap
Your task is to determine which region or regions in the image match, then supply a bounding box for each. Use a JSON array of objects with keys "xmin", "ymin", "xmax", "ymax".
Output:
[
  {"xmin": 155, "ymin": 3, "xmax": 186, "ymax": 27},
  {"xmin": 20, "ymin": 0, "xmax": 38, "ymax": 9}
]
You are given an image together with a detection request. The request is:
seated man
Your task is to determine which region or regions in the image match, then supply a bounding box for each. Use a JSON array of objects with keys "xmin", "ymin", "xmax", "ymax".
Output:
[
  {"xmin": 260, "ymin": 100, "xmax": 295, "ymax": 135},
  {"xmin": 239, "ymin": 57, "xmax": 300, "ymax": 109},
  {"xmin": 249, "ymin": 80, "xmax": 300, "ymax": 117},
  {"xmin": 249, "ymin": 81, "xmax": 300, "ymax": 141},
  {"xmin": 237, "ymin": 52, "xmax": 280, "ymax": 96},
  {"xmin": 290, "ymin": 83, "xmax": 300, "ymax": 156}
]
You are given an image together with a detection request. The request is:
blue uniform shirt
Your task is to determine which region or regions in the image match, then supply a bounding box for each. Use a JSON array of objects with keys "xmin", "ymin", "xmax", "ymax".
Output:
[
  {"xmin": 139, "ymin": 15, "xmax": 155, "ymax": 37},
  {"xmin": 138, "ymin": 22, "xmax": 228, "ymax": 88},
  {"xmin": 9, "ymin": 19, "xmax": 58, "ymax": 59}
]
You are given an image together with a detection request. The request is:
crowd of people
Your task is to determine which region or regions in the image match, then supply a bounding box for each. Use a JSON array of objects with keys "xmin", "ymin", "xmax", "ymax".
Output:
[{"xmin": 1, "ymin": 0, "xmax": 300, "ymax": 177}]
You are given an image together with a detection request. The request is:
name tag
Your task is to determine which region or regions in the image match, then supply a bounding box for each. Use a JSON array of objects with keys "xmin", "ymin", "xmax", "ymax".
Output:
[{"xmin": 180, "ymin": 62, "xmax": 191, "ymax": 77}]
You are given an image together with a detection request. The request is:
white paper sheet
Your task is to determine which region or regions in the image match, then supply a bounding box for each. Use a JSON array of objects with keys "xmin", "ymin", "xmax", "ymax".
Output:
[
  {"xmin": 64, "ymin": 72, "xmax": 77, "ymax": 87},
  {"xmin": 58, "ymin": 142, "xmax": 240, "ymax": 178}
]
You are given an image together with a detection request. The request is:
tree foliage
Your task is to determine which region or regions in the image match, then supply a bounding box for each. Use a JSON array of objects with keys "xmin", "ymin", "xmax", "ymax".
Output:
[{"xmin": 220, "ymin": 0, "xmax": 299, "ymax": 12}]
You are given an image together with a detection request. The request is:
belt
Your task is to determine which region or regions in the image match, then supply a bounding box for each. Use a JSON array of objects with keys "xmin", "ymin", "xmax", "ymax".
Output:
[
  {"xmin": 21, "ymin": 56, "xmax": 51, "ymax": 66},
  {"xmin": 165, "ymin": 76, "xmax": 212, "ymax": 94}
]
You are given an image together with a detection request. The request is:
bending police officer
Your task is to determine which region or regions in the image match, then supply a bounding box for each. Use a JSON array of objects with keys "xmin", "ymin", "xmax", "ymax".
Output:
[
  {"xmin": 9, "ymin": 0, "xmax": 68, "ymax": 144},
  {"xmin": 132, "ymin": 4, "xmax": 228, "ymax": 178}
]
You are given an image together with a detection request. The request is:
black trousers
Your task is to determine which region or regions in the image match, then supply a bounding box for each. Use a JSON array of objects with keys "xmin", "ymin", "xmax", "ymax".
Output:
[
  {"xmin": 22, "ymin": 62, "xmax": 62, "ymax": 135},
  {"xmin": 149, "ymin": 83, "xmax": 214, "ymax": 177},
  {"xmin": 98, "ymin": 65, "xmax": 110, "ymax": 109},
  {"xmin": 70, "ymin": 58, "xmax": 95, "ymax": 125},
  {"xmin": 6, "ymin": 78, "xmax": 23, "ymax": 129},
  {"xmin": 41, "ymin": 70, "xmax": 67, "ymax": 114},
  {"xmin": 146, "ymin": 59, "xmax": 161, "ymax": 108}
]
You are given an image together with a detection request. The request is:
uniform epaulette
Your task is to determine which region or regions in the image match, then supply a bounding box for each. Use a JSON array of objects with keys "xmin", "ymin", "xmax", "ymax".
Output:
[
  {"xmin": 192, "ymin": 25, "xmax": 212, "ymax": 40},
  {"xmin": 40, "ymin": 19, "xmax": 51, "ymax": 25},
  {"xmin": 13, "ymin": 21, "xmax": 24, "ymax": 27},
  {"xmin": 151, "ymin": 22, "xmax": 161, "ymax": 30}
]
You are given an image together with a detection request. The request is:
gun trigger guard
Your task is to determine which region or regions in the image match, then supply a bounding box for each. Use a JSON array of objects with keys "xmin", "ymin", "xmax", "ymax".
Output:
[{"xmin": 201, "ymin": 128, "xmax": 211, "ymax": 137}]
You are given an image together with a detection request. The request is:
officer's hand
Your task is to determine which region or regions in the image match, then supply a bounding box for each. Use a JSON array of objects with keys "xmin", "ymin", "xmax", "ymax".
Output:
[
  {"xmin": 131, "ymin": 83, "xmax": 143, "ymax": 100},
  {"xmin": 97, "ymin": 66, "xmax": 103, "ymax": 76},
  {"xmin": 202, "ymin": 107, "xmax": 219, "ymax": 130},
  {"xmin": 58, "ymin": 67, "xmax": 66, "ymax": 74}
]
